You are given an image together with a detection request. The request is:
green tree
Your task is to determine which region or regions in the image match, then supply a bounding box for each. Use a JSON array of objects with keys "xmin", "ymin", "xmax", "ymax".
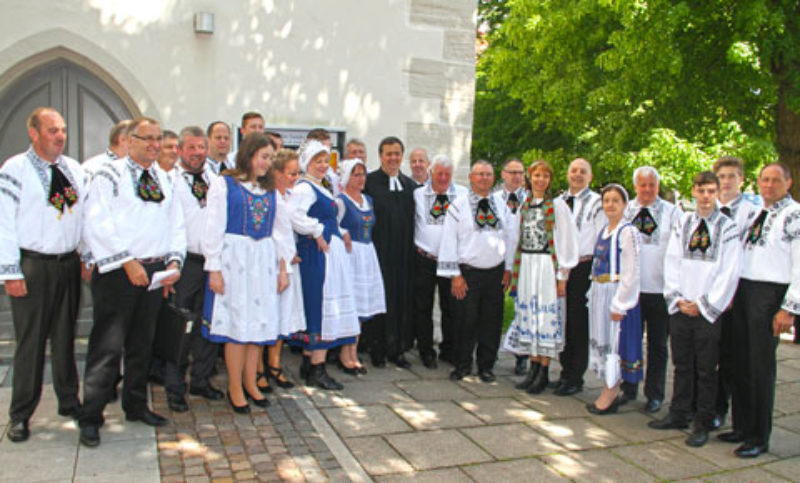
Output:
[{"xmin": 478, "ymin": 0, "xmax": 796, "ymax": 195}]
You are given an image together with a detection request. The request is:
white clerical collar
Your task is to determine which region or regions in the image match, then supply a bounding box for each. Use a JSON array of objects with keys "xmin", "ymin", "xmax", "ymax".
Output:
[{"xmin": 390, "ymin": 175, "xmax": 403, "ymax": 191}]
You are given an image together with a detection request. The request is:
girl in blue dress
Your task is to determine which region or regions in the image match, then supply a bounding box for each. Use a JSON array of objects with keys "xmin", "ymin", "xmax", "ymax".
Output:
[
  {"xmin": 202, "ymin": 133, "xmax": 293, "ymax": 413},
  {"xmin": 289, "ymin": 141, "xmax": 360, "ymax": 390}
]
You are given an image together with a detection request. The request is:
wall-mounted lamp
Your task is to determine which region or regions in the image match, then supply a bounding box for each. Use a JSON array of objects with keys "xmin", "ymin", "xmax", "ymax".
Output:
[{"xmin": 194, "ymin": 12, "xmax": 214, "ymax": 34}]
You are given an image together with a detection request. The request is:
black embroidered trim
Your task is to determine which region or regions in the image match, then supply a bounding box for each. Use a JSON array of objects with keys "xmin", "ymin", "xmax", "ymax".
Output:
[
  {"xmin": 782, "ymin": 298, "xmax": 800, "ymax": 315},
  {"xmin": 94, "ymin": 171, "xmax": 119, "ymax": 197},
  {"xmin": 0, "ymin": 173, "xmax": 22, "ymax": 188},
  {"xmin": 96, "ymin": 250, "xmax": 131, "ymax": 269},
  {"xmin": 0, "ymin": 186, "xmax": 19, "ymax": 204},
  {"xmin": 664, "ymin": 291, "xmax": 682, "ymax": 309},
  {"xmin": 0, "ymin": 264, "xmax": 21, "ymax": 275},
  {"xmin": 698, "ymin": 294, "xmax": 722, "ymax": 322},
  {"xmin": 437, "ymin": 261, "xmax": 460, "ymax": 273},
  {"xmin": 164, "ymin": 252, "xmax": 185, "ymax": 266}
]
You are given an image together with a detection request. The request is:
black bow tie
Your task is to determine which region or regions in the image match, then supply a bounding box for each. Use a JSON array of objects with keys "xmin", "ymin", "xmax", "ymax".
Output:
[
  {"xmin": 565, "ymin": 195, "xmax": 575, "ymax": 212},
  {"xmin": 747, "ymin": 210, "xmax": 768, "ymax": 245},
  {"xmin": 190, "ymin": 171, "xmax": 208, "ymax": 206},
  {"xmin": 507, "ymin": 192, "xmax": 520, "ymax": 214},
  {"xmin": 430, "ymin": 193, "xmax": 449, "ymax": 219},
  {"xmin": 475, "ymin": 198, "xmax": 498, "ymax": 228},
  {"xmin": 689, "ymin": 219, "xmax": 711, "ymax": 253},
  {"xmin": 720, "ymin": 206, "xmax": 732, "ymax": 218},
  {"xmin": 632, "ymin": 207, "xmax": 657, "ymax": 236},
  {"xmin": 137, "ymin": 168, "xmax": 164, "ymax": 203},
  {"xmin": 48, "ymin": 164, "xmax": 78, "ymax": 217}
]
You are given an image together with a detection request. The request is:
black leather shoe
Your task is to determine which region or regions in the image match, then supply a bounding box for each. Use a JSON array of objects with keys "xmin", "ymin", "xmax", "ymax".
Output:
[
  {"xmin": 514, "ymin": 356, "xmax": 527, "ymax": 375},
  {"xmin": 267, "ymin": 366, "xmax": 295, "ymax": 389},
  {"xmin": 717, "ymin": 430, "xmax": 745, "ymax": 443},
  {"xmin": 645, "ymin": 399, "xmax": 662, "ymax": 413},
  {"xmin": 686, "ymin": 428, "xmax": 709, "ymax": 447},
  {"xmin": 648, "ymin": 414, "xmax": 689, "ymax": 430},
  {"xmin": 245, "ymin": 390, "xmax": 270, "ymax": 408},
  {"xmin": 617, "ymin": 392, "xmax": 635, "ymax": 406},
  {"xmin": 547, "ymin": 379, "xmax": 563, "ymax": 390},
  {"xmin": 734, "ymin": 442, "xmax": 768, "ymax": 458},
  {"xmin": 478, "ymin": 370, "xmax": 495, "ymax": 383},
  {"xmin": 421, "ymin": 355, "xmax": 438, "ymax": 369},
  {"xmin": 449, "ymin": 369, "xmax": 468, "ymax": 381},
  {"xmin": 189, "ymin": 385, "xmax": 224, "ymax": 401},
  {"xmin": 711, "ymin": 413, "xmax": 726, "ymax": 430},
  {"xmin": 227, "ymin": 391, "xmax": 251, "ymax": 414},
  {"xmin": 555, "ymin": 384, "xmax": 582, "ymax": 396},
  {"xmin": 516, "ymin": 362, "xmax": 540, "ymax": 390},
  {"xmin": 126, "ymin": 409, "xmax": 168, "ymax": 427},
  {"xmin": 526, "ymin": 365, "xmax": 550, "ymax": 394},
  {"xmin": 306, "ymin": 364, "xmax": 344, "ymax": 390},
  {"xmin": 7, "ymin": 420, "xmax": 29, "ymax": 443},
  {"xmin": 79, "ymin": 425, "xmax": 100, "ymax": 447},
  {"xmin": 167, "ymin": 394, "xmax": 189, "ymax": 413},
  {"xmin": 389, "ymin": 355, "xmax": 411, "ymax": 369},
  {"xmin": 337, "ymin": 360, "xmax": 359, "ymax": 376},
  {"xmin": 58, "ymin": 405, "xmax": 81, "ymax": 419},
  {"xmin": 586, "ymin": 398, "xmax": 619, "ymax": 415}
]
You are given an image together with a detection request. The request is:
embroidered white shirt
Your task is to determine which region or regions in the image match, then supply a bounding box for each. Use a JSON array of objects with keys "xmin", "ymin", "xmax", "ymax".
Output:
[
  {"xmin": 413, "ymin": 182, "xmax": 469, "ymax": 257},
  {"xmin": 624, "ymin": 197, "xmax": 682, "ymax": 294}
]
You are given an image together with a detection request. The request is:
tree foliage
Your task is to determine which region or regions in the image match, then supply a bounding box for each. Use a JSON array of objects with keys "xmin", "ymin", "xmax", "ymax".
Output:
[{"xmin": 474, "ymin": 0, "xmax": 800, "ymax": 197}]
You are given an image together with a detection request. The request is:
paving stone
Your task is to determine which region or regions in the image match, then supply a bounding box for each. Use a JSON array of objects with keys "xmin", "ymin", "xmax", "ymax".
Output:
[
  {"xmin": 375, "ymin": 467, "xmax": 472, "ymax": 482},
  {"xmin": 322, "ymin": 404, "xmax": 411, "ymax": 437},
  {"xmin": 612, "ymin": 441, "xmax": 718, "ymax": 480},
  {"xmin": 777, "ymin": 362, "xmax": 800, "ymax": 382},
  {"xmin": 463, "ymin": 458, "xmax": 567, "ymax": 482},
  {"xmin": 385, "ymin": 429, "xmax": 492, "ymax": 470},
  {"xmin": 768, "ymin": 425, "xmax": 800, "ymax": 458},
  {"xmin": 455, "ymin": 376, "xmax": 523, "ymax": 398},
  {"xmin": 396, "ymin": 379, "xmax": 475, "ymax": 401},
  {"xmin": 533, "ymin": 417, "xmax": 627, "ymax": 450},
  {"xmin": 457, "ymin": 397, "xmax": 544, "ymax": 424},
  {"xmin": 309, "ymin": 381, "xmax": 415, "ymax": 408},
  {"xmin": 391, "ymin": 401, "xmax": 484, "ymax": 430},
  {"xmin": 701, "ymin": 467, "xmax": 790, "ymax": 482},
  {"xmin": 762, "ymin": 456, "xmax": 800, "ymax": 480},
  {"xmin": 345, "ymin": 436, "xmax": 414, "ymax": 476},
  {"xmin": 462, "ymin": 422, "xmax": 561, "ymax": 458},
  {"xmin": 665, "ymin": 437, "xmax": 778, "ymax": 469},
  {"xmin": 543, "ymin": 449, "xmax": 656, "ymax": 482},
  {"xmin": 589, "ymin": 410, "xmax": 683, "ymax": 443},
  {"xmin": 0, "ymin": 443, "xmax": 76, "ymax": 481},
  {"xmin": 774, "ymin": 413, "xmax": 800, "ymax": 433},
  {"xmin": 517, "ymin": 392, "xmax": 594, "ymax": 419}
]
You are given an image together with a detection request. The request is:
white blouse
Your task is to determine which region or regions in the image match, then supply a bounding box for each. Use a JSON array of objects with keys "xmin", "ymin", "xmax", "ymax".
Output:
[{"xmin": 598, "ymin": 223, "xmax": 641, "ymax": 316}]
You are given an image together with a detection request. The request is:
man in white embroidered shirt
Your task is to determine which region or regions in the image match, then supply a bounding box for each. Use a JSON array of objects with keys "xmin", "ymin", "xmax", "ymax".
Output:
[
  {"xmin": 82, "ymin": 119, "xmax": 132, "ymax": 177},
  {"xmin": 78, "ymin": 117, "xmax": 186, "ymax": 448},
  {"xmin": 0, "ymin": 107, "xmax": 86, "ymax": 443},
  {"xmin": 718, "ymin": 162, "xmax": 800, "ymax": 458},
  {"xmin": 648, "ymin": 171, "xmax": 741, "ymax": 448},
  {"xmin": 437, "ymin": 161, "xmax": 517, "ymax": 383}
]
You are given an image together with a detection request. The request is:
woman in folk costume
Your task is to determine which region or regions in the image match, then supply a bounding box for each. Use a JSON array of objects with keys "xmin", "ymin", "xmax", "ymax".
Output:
[
  {"xmin": 336, "ymin": 159, "xmax": 387, "ymax": 375},
  {"xmin": 256, "ymin": 148, "xmax": 306, "ymax": 392},
  {"xmin": 289, "ymin": 140, "xmax": 360, "ymax": 390},
  {"xmin": 504, "ymin": 160, "xmax": 579, "ymax": 394},
  {"xmin": 202, "ymin": 132, "xmax": 293, "ymax": 413},
  {"xmin": 586, "ymin": 184, "xmax": 643, "ymax": 415}
]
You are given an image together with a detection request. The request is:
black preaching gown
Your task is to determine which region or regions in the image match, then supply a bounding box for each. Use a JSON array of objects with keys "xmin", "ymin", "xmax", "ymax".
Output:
[{"xmin": 363, "ymin": 168, "xmax": 416, "ymax": 360}]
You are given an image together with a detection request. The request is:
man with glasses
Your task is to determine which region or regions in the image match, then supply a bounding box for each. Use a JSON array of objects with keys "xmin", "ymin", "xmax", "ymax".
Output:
[
  {"xmin": 78, "ymin": 117, "xmax": 186, "ymax": 447},
  {"xmin": 491, "ymin": 157, "xmax": 527, "ymax": 374}
]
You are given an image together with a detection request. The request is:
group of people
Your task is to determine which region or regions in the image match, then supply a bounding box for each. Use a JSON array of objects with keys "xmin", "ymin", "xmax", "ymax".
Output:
[{"xmin": 1, "ymin": 107, "xmax": 797, "ymax": 461}]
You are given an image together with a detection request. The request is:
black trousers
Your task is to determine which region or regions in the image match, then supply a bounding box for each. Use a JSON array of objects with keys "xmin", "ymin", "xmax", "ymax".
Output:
[
  {"xmin": 668, "ymin": 312, "xmax": 721, "ymax": 429},
  {"xmin": 714, "ymin": 308, "xmax": 735, "ymax": 416},
  {"xmin": 559, "ymin": 259, "xmax": 592, "ymax": 386},
  {"xmin": 79, "ymin": 262, "xmax": 165, "ymax": 427},
  {"xmin": 412, "ymin": 252, "xmax": 453, "ymax": 359},
  {"xmin": 622, "ymin": 292, "xmax": 669, "ymax": 401},
  {"xmin": 450, "ymin": 263, "xmax": 504, "ymax": 372},
  {"xmin": 164, "ymin": 256, "xmax": 218, "ymax": 396},
  {"xmin": 8, "ymin": 252, "xmax": 80, "ymax": 422},
  {"xmin": 730, "ymin": 279, "xmax": 785, "ymax": 447}
]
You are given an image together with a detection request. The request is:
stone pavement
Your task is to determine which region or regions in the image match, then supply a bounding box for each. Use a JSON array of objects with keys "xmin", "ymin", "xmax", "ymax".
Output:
[{"xmin": 1, "ymin": 338, "xmax": 800, "ymax": 482}]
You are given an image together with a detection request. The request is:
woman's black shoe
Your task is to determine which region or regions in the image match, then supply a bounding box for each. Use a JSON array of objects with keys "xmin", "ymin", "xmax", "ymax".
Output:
[
  {"xmin": 586, "ymin": 398, "xmax": 620, "ymax": 415},
  {"xmin": 256, "ymin": 372, "xmax": 274, "ymax": 394},
  {"xmin": 267, "ymin": 365, "xmax": 295, "ymax": 389},
  {"xmin": 526, "ymin": 364, "xmax": 550, "ymax": 394},
  {"xmin": 515, "ymin": 361, "xmax": 539, "ymax": 390},
  {"xmin": 245, "ymin": 390, "xmax": 271, "ymax": 408},
  {"xmin": 337, "ymin": 360, "xmax": 359, "ymax": 376},
  {"xmin": 356, "ymin": 365, "xmax": 368, "ymax": 375},
  {"xmin": 299, "ymin": 355, "xmax": 311, "ymax": 379},
  {"xmin": 226, "ymin": 391, "xmax": 251, "ymax": 414},
  {"xmin": 306, "ymin": 363, "xmax": 344, "ymax": 390}
]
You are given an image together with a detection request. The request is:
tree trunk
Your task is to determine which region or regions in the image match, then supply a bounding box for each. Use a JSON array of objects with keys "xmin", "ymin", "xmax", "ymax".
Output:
[{"xmin": 776, "ymin": 78, "xmax": 800, "ymax": 199}]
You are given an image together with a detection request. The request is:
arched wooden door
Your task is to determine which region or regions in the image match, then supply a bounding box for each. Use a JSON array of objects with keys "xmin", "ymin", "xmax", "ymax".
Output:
[{"xmin": 0, "ymin": 59, "xmax": 134, "ymax": 339}]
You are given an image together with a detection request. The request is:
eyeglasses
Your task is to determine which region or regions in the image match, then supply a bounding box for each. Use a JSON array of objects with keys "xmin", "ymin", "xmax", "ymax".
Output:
[
  {"xmin": 472, "ymin": 172, "xmax": 494, "ymax": 177},
  {"xmin": 503, "ymin": 169, "xmax": 524, "ymax": 175},
  {"xmin": 131, "ymin": 134, "xmax": 163, "ymax": 143}
]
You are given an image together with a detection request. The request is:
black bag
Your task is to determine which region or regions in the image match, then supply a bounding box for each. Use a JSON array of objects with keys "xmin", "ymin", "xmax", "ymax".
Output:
[{"xmin": 152, "ymin": 297, "xmax": 194, "ymax": 365}]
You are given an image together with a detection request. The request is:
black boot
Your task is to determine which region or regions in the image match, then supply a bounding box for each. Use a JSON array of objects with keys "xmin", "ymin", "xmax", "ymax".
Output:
[
  {"xmin": 514, "ymin": 355, "xmax": 528, "ymax": 375},
  {"xmin": 299, "ymin": 355, "xmax": 311, "ymax": 380},
  {"xmin": 527, "ymin": 364, "xmax": 550, "ymax": 394},
  {"xmin": 515, "ymin": 361, "xmax": 540, "ymax": 390},
  {"xmin": 306, "ymin": 363, "xmax": 344, "ymax": 390}
]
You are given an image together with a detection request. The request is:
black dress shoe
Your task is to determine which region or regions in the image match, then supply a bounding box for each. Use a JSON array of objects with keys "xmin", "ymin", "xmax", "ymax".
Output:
[
  {"xmin": 547, "ymin": 379, "xmax": 563, "ymax": 390},
  {"xmin": 478, "ymin": 369, "xmax": 495, "ymax": 383},
  {"xmin": 337, "ymin": 360, "xmax": 359, "ymax": 376},
  {"xmin": 389, "ymin": 355, "xmax": 411, "ymax": 369},
  {"xmin": 227, "ymin": 391, "xmax": 251, "ymax": 414},
  {"xmin": 421, "ymin": 355, "xmax": 438, "ymax": 369},
  {"xmin": 526, "ymin": 365, "xmax": 550, "ymax": 394},
  {"xmin": 79, "ymin": 425, "xmax": 100, "ymax": 447},
  {"xmin": 514, "ymin": 356, "xmax": 527, "ymax": 375},
  {"xmin": 645, "ymin": 399, "xmax": 662, "ymax": 413},
  {"xmin": 586, "ymin": 398, "xmax": 620, "ymax": 415},
  {"xmin": 449, "ymin": 369, "xmax": 468, "ymax": 381},
  {"xmin": 267, "ymin": 366, "xmax": 295, "ymax": 389},
  {"xmin": 686, "ymin": 428, "xmax": 709, "ymax": 447},
  {"xmin": 245, "ymin": 390, "xmax": 270, "ymax": 408},
  {"xmin": 58, "ymin": 405, "xmax": 81, "ymax": 419},
  {"xmin": 516, "ymin": 362, "xmax": 540, "ymax": 390},
  {"xmin": 711, "ymin": 413, "xmax": 726, "ymax": 430},
  {"xmin": 648, "ymin": 414, "xmax": 689, "ymax": 430},
  {"xmin": 717, "ymin": 430, "xmax": 745, "ymax": 443},
  {"xmin": 371, "ymin": 355, "xmax": 387, "ymax": 368},
  {"xmin": 356, "ymin": 366, "xmax": 368, "ymax": 375},
  {"xmin": 734, "ymin": 442, "xmax": 768, "ymax": 458},
  {"xmin": 7, "ymin": 420, "xmax": 29, "ymax": 443},
  {"xmin": 189, "ymin": 385, "xmax": 225, "ymax": 401},
  {"xmin": 126, "ymin": 409, "xmax": 169, "ymax": 427},
  {"xmin": 306, "ymin": 364, "xmax": 344, "ymax": 390},
  {"xmin": 167, "ymin": 394, "xmax": 189, "ymax": 413},
  {"xmin": 554, "ymin": 384, "xmax": 582, "ymax": 396}
]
